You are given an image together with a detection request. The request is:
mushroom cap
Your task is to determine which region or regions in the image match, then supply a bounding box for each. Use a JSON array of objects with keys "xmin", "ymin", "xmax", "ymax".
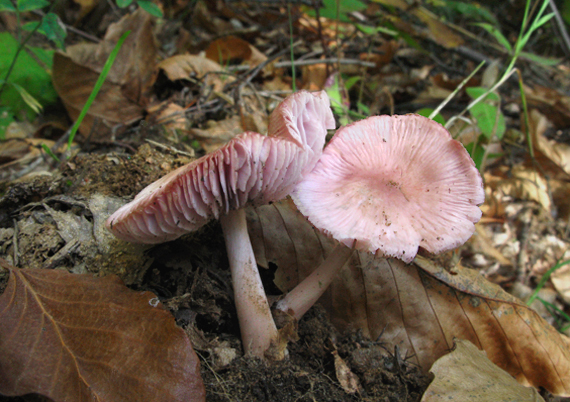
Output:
[
  {"xmin": 106, "ymin": 90, "xmax": 335, "ymax": 244},
  {"xmin": 291, "ymin": 114, "xmax": 485, "ymax": 263}
]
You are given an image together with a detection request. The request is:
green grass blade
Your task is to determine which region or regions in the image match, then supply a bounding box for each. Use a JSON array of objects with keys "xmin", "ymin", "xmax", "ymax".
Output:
[
  {"xmin": 67, "ymin": 30, "xmax": 131, "ymax": 148},
  {"xmin": 527, "ymin": 259, "xmax": 570, "ymax": 305}
]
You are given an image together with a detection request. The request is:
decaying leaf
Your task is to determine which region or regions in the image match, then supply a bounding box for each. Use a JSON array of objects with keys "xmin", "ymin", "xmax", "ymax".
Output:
[
  {"xmin": 483, "ymin": 165, "xmax": 552, "ymax": 215},
  {"xmin": 528, "ymin": 109, "xmax": 570, "ymax": 177},
  {"xmin": 52, "ymin": 9, "xmax": 157, "ymax": 141},
  {"xmin": 0, "ymin": 260, "xmax": 205, "ymax": 402},
  {"xmin": 205, "ymin": 35, "xmax": 267, "ymax": 69},
  {"xmin": 422, "ymin": 339, "xmax": 544, "ymax": 402},
  {"xmin": 249, "ymin": 200, "xmax": 570, "ymax": 396},
  {"xmin": 155, "ymin": 54, "xmax": 232, "ymax": 92},
  {"xmin": 333, "ymin": 350, "xmax": 361, "ymax": 395}
]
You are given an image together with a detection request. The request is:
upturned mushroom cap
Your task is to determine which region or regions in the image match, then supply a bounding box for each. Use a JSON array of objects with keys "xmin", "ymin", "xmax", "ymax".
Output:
[
  {"xmin": 106, "ymin": 90, "xmax": 335, "ymax": 244},
  {"xmin": 291, "ymin": 114, "xmax": 485, "ymax": 263}
]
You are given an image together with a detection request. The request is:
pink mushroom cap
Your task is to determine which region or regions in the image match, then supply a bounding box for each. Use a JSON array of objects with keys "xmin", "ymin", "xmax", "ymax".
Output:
[
  {"xmin": 291, "ymin": 114, "xmax": 485, "ymax": 263},
  {"xmin": 106, "ymin": 90, "xmax": 335, "ymax": 244}
]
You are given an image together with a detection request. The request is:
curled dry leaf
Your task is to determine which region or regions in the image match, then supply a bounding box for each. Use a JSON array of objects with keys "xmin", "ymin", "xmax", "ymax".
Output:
[
  {"xmin": 528, "ymin": 109, "xmax": 570, "ymax": 177},
  {"xmin": 422, "ymin": 339, "xmax": 544, "ymax": 402},
  {"xmin": 205, "ymin": 35, "xmax": 267, "ymax": 69},
  {"xmin": 155, "ymin": 54, "xmax": 233, "ymax": 93},
  {"xmin": 0, "ymin": 260, "xmax": 205, "ymax": 402},
  {"xmin": 52, "ymin": 9, "xmax": 157, "ymax": 141},
  {"xmin": 248, "ymin": 200, "xmax": 570, "ymax": 396}
]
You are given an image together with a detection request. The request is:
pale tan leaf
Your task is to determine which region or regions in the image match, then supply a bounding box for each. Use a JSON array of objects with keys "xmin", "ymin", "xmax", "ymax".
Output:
[
  {"xmin": 333, "ymin": 350, "xmax": 361, "ymax": 395},
  {"xmin": 249, "ymin": 200, "xmax": 570, "ymax": 396},
  {"xmin": 422, "ymin": 339, "xmax": 544, "ymax": 402}
]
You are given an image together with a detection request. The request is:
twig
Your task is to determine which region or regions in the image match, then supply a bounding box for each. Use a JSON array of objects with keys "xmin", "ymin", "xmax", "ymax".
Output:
[
  {"xmin": 43, "ymin": 239, "xmax": 80, "ymax": 270},
  {"xmin": 145, "ymin": 139, "xmax": 195, "ymax": 158}
]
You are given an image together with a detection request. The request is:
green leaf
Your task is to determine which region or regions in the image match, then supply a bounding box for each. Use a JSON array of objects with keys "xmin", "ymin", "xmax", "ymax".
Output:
[
  {"xmin": 10, "ymin": 82, "xmax": 43, "ymax": 113},
  {"xmin": 116, "ymin": 0, "xmax": 133, "ymax": 7},
  {"xmin": 17, "ymin": 0, "xmax": 48, "ymax": 11},
  {"xmin": 137, "ymin": 1, "xmax": 163, "ymax": 17},
  {"xmin": 22, "ymin": 12, "xmax": 67, "ymax": 49},
  {"xmin": 446, "ymin": 1, "xmax": 497, "ymax": 24},
  {"xmin": 0, "ymin": 32, "xmax": 57, "ymax": 119},
  {"xmin": 416, "ymin": 107, "xmax": 446, "ymax": 126},
  {"xmin": 343, "ymin": 76, "xmax": 360, "ymax": 90},
  {"xmin": 469, "ymin": 102, "xmax": 506, "ymax": 139},
  {"xmin": 304, "ymin": 0, "xmax": 367, "ymax": 23},
  {"xmin": 41, "ymin": 143, "xmax": 60, "ymax": 162},
  {"xmin": 0, "ymin": 0, "xmax": 16, "ymax": 12},
  {"xmin": 472, "ymin": 23, "xmax": 512, "ymax": 52},
  {"xmin": 533, "ymin": 12, "xmax": 555, "ymax": 29},
  {"xmin": 465, "ymin": 86, "xmax": 499, "ymax": 102},
  {"xmin": 520, "ymin": 51, "xmax": 561, "ymax": 66},
  {"xmin": 464, "ymin": 140, "xmax": 486, "ymax": 171}
]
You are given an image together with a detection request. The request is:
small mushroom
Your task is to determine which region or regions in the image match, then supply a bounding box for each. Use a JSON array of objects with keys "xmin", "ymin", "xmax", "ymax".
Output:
[
  {"xmin": 277, "ymin": 114, "xmax": 485, "ymax": 319},
  {"xmin": 106, "ymin": 91, "xmax": 335, "ymax": 358}
]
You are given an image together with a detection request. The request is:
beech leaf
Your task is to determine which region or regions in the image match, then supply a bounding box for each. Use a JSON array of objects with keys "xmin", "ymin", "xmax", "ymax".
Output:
[
  {"xmin": 422, "ymin": 339, "xmax": 544, "ymax": 401},
  {"xmin": 248, "ymin": 200, "xmax": 570, "ymax": 396},
  {"xmin": 0, "ymin": 260, "xmax": 205, "ymax": 402}
]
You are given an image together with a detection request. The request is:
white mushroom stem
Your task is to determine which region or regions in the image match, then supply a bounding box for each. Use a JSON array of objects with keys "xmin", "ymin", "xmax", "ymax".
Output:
[
  {"xmin": 220, "ymin": 208, "xmax": 279, "ymax": 358},
  {"xmin": 276, "ymin": 243, "xmax": 354, "ymax": 321}
]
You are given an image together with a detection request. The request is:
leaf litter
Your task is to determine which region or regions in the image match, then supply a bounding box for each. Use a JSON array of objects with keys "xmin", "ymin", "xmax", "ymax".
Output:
[{"xmin": 2, "ymin": 0, "xmax": 570, "ymax": 401}]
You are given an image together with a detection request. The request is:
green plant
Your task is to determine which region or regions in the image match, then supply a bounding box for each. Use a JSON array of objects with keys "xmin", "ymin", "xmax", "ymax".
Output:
[
  {"xmin": 0, "ymin": 0, "xmax": 65, "ymax": 138},
  {"xmin": 438, "ymin": 0, "xmax": 555, "ymax": 171},
  {"xmin": 116, "ymin": 0, "xmax": 163, "ymax": 18}
]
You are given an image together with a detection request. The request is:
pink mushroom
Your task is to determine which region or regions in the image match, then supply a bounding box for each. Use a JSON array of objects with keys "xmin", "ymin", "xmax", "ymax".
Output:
[
  {"xmin": 106, "ymin": 91, "xmax": 335, "ymax": 358},
  {"xmin": 277, "ymin": 114, "xmax": 485, "ymax": 320}
]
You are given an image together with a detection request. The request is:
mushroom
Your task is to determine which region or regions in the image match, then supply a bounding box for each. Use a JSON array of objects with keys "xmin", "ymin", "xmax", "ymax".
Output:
[
  {"xmin": 277, "ymin": 114, "xmax": 485, "ymax": 320},
  {"xmin": 106, "ymin": 91, "xmax": 335, "ymax": 358}
]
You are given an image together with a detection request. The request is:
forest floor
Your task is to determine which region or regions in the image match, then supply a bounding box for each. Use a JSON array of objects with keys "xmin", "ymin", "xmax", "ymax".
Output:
[{"xmin": 1, "ymin": 1, "xmax": 570, "ymax": 401}]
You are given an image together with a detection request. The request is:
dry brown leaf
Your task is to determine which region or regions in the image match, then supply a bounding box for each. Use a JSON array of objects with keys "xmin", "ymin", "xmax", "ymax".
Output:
[
  {"xmin": 422, "ymin": 339, "xmax": 544, "ymax": 402},
  {"xmin": 205, "ymin": 35, "xmax": 267, "ymax": 69},
  {"xmin": 188, "ymin": 115, "xmax": 243, "ymax": 153},
  {"xmin": 52, "ymin": 9, "xmax": 157, "ymax": 141},
  {"xmin": 525, "ymin": 85, "xmax": 570, "ymax": 128},
  {"xmin": 155, "ymin": 54, "xmax": 231, "ymax": 92},
  {"xmin": 0, "ymin": 261, "xmax": 205, "ymax": 402},
  {"xmin": 248, "ymin": 200, "xmax": 570, "ymax": 396},
  {"xmin": 484, "ymin": 165, "xmax": 552, "ymax": 213},
  {"xmin": 528, "ymin": 109, "xmax": 570, "ymax": 177},
  {"xmin": 301, "ymin": 63, "xmax": 328, "ymax": 91}
]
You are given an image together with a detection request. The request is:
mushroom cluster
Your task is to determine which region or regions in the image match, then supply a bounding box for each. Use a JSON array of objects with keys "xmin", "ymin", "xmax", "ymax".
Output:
[
  {"xmin": 106, "ymin": 91, "xmax": 335, "ymax": 358},
  {"xmin": 277, "ymin": 114, "xmax": 485, "ymax": 320}
]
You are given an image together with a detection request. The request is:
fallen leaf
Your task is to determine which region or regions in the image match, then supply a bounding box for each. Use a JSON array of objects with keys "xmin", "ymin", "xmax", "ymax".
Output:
[
  {"xmin": 484, "ymin": 165, "xmax": 552, "ymax": 214},
  {"xmin": 52, "ymin": 9, "xmax": 157, "ymax": 141},
  {"xmin": 248, "ymin": 200, "xmax": 570, "ymax": 396},
  {"xmin": 205, "ymin": 35, "xmax": 267, "ymax": 69},
  {"xmin": 422, "ymin": 339, "xmax": 544, "ymax": 402},
  {"xmin": 526, "ymin": 85, "xmax": 570, "ymax": 128},
  {"xmin": 528, "ymin": 109, "xmax": 570, "ymax": 177},
  {"xmin": 0, "ymin": 260, "xmax": 205, "ymax": 402},
  {"xmin": 155, "ymin": 54, "xmax": 231, "ymax": 92},
  {"xmin": 333, "ymin": 350, "xmax": 361, "ymax": 395}
]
